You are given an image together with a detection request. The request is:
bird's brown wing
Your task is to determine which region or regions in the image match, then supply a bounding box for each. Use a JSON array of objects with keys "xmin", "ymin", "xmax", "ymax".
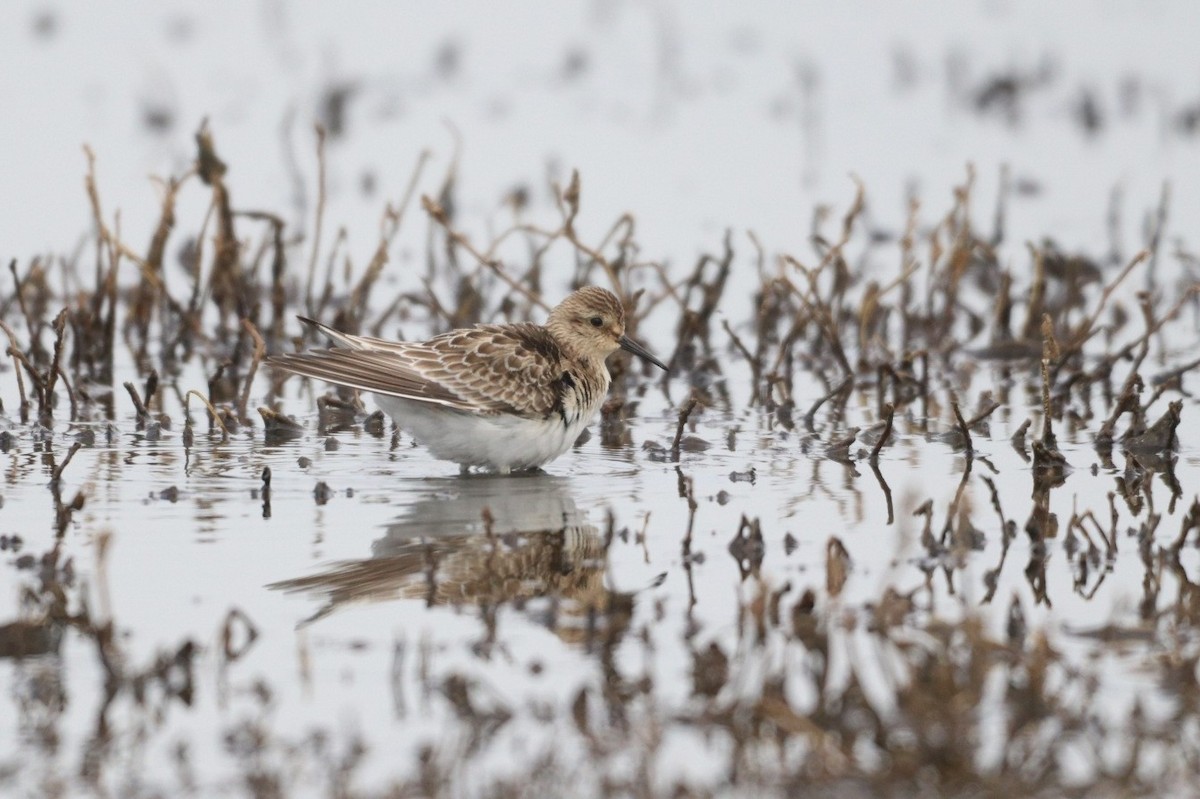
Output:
[{"xmin": 270, "ymin": 323, "xmax": 566, "ymax": 417}]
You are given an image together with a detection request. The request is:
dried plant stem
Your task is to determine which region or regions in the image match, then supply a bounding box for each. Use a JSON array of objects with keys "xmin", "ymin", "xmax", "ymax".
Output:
[
  {"xmin": 237, "ymin": 319, "xmax": 267, "ymax": 424},
  {"xmin": 1054, "ymin": 250, "xmax": 1148, "ymax": 368},
  {"xmin": 722, "ymin": 320, "xmax": 761, "ymax": 404},
  {"xmin": 421, "ymin": 195, "xmax": 548, "ymax": 311},
  {"xmin": 1039, "ymin": 357, "xmax": 1055, "ymax": 448},
  {"xmin": 10, "ymin": 259, "xmax": 43, "ymax": 361},
  {"xmin": 0, "ymin": 320, "xmax": 30, "ymax": 419},
  {"xmin": 305, "ymin": 124, "xmax": 328, "ymax": 316},
  {"xmin": 123, "ymin": 382, "xmax": 151, "ymax": 424},
  {"xmin": 8, "ymin": 348, "xmax": 47, "ymax": 412},
  {"xmin": 671, "ymin": 393, "xmax": 699, "ymax": 462},
  {"xmin": 870, "ymin": 403, "xmax": 895, "ymax": 462},
  {"xmin": 951, "ymin": 396, "xmax": 973, "ymax": 456},
  {"xmin": 38, "ymin": 309, "xmax": 70, "ymax": 424},
  {"xmin": 185, "ymin": 389, "xmax": 231, "ymax": 439},
  {"xmin": 51, "ymin": 441, "xmax": 83, "ymax": 485},
  {"xmin": 557, "ymin": 170, "xmax": 622, "ymax": 292},
  {"xmin": 804, "ymin": 376, "xmax": 854, "ymax": 433}
]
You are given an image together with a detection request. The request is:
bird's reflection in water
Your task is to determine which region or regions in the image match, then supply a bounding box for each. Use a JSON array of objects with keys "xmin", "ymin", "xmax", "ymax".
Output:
[{"xmin": 269, "ymin": 473, "xmax": 632, "ymax": 646}]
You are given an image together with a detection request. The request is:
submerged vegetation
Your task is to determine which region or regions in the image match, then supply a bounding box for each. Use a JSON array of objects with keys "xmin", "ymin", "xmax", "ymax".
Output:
[{"xmin": 2, "ymin": 119, "xmax": 1200, "ymax": 798}]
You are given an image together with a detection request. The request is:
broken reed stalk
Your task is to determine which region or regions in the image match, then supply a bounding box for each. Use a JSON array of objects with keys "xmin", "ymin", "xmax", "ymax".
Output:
[
  {"xmin": 681, "ymin": 472, "xmax": 700, "ymax": 566},
  {"xmin": 123, "ymin": 381, "xmax": 151, "ymax": 426},
  {"xmin": 42, "ymin": 310, "xmax": 67, "ymax": 412},
  {"xmin": 83, "ymin": 145, "xmax": 123, "ymax": 384},
  {"xmin": 870, "ymin": 403, "xmax": 894, "ymax": 462},
  {"xmin": 9, "ymin": 348, "xmax": 47, "ymax": 417},
  {"xmin": 966, "ymin": 398, "xmax": 1001, "ymax": 428},
  {"xmin": 1011, "ymin": 419, "xmax": 1031, "ymax": 453},
  {"xmin": 0, "ymin": 319, "xmax": 30, "ymax": 421},
  {"xmin": 237, "ymin": 319, "xmax": 267, "ymax": 424},
  {"xmin": 1080, "ymin": 509, "xmax": 1116, "ymax": 555},
  {"xmin": 145, "ymin": 172, "xmax": 190, "ymax": 277},
  {"xmin": 305, "ymin": 124, "xmax": 328, "ymax": 317},
  {"xmin": 143, "ymin": 371, "xmax": 160, "ymax": 415},
  {"xmin": 867, "ymin": 457, "xmax": 895, "ymax": 525},
  {"xmin": 50, "ymin": 441, "xmax": 83, "ymax": 486},
  {"xmin": 1039, "ymin": 316, "xmax": 1058, "ymax": 449},
  {"xmin": 1095, "ymin": 301, "xmax": 1156, "ymax": 448},
  {"xmin": 1020, "ymin": 244, "xmax": 1047, "ymax": 343},
  {"xmin": 950, "ymin": 397, "xmax": 973, "ymax": 456},
  {"xmin": 981, "ymin": 474, "xmax": 1008, "ymax": 537},
  {"xmin": 804, "ymin": 376, "xmax": 854, "ymax": 433},
  {"xmin": 56, "ymin": 364, "xmax": 78, "ymax": 421},
  {"xmin": 185, "ymin": 389, "xmax": 230, "ymax": 440},
  {"xmin": 186, "ymin": 199, "xmax": 215, "ymax": 317},
  {"xmin": 103, "ymin": 229, "xmax": 121, "ymax": 382},
  {"xmin": 132, "ymin": 168, "xmax": 195, "ymax": 356},
  {"xmin": 38, "ymin": 309, "xmax": 77, "ymax": 424},
  {"xmin": 671, "ymin": 393, "xmax": 700, "ymax": 462},
  {"xmin": 1030, "ymin": 316, "xmax": 1071, "ymax": 484},
  {"xmin": 1170, "ymin": 498, "xmax": 1200, "ymax": 552},
  {"xmin": 10, "ymin": 259, "xmax": 44, "ymax": 363},
  {"xmin": 197, "ymin": 122, "xmax": 244, "ymax": 329}
]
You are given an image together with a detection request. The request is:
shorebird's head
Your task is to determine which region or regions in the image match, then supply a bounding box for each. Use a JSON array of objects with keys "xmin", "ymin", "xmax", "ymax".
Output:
[{"xmin": 548, "ymin": 287, "xmax": 668, "ymax": 370}]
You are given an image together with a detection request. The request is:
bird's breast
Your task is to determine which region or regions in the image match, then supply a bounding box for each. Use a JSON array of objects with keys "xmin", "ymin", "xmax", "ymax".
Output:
[{"xmin": 555, "ymin": 367, "xmax": 608, "ymax": 428}]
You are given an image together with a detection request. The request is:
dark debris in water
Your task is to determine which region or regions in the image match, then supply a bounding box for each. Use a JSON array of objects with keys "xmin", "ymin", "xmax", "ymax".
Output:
[{"xmin": 312, "ymin": 481, "xmax": 335, "ymax": 505}]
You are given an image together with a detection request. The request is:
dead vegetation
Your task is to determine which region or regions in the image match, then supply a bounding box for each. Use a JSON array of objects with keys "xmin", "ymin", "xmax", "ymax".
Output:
[{"xmin": 2, "ymin": 122, "xmax": 1200, "ymax": 798}]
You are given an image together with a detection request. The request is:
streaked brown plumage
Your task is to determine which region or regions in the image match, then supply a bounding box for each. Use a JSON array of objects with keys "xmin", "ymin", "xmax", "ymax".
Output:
[{"xmin": 269, "ymin": 287, "xmax": 667, "ymax": 472}]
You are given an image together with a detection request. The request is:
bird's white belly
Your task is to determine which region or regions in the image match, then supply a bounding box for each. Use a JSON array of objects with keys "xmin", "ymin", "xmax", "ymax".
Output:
[{"xmin": 374, "ymin": 395, "xmax": 593, "ymax": 471}]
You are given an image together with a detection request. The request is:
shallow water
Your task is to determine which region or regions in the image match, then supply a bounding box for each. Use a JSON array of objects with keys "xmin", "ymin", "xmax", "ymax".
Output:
[{"xmin": 5, "ymin": 376, "xmax": 1199, "ymax": 794}]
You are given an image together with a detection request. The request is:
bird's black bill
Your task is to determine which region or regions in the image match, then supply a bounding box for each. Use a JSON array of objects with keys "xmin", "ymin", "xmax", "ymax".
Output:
[{"xmin": 619, "ymin": 335, "xmax": 669, "ymax": 371}]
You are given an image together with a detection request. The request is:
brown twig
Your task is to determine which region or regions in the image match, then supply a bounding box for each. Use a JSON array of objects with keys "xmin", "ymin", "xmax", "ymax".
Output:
[
  {"xmin": 51, "ymin": 441, "xmax": 83, "ymax": 486},
  {"xmin": 421, "ymin": 195, "xmax": 548, "ymax": 312},
  {"xmin": 951, "ymin": 396, "xmax": 973, "ymax": 456},
  {"xmin": 870, "ymin": 403, "xmax": 895, "ymax": 462},
  {"xmin": 305, "ymin": 123, "xmax": 328, "ymax": 316},
  {"xmin": 1054, "ymin": 249, "xmax": 1148, "ymax": 368},
  {"xmin": 0, "ymin": 319, "xmax": 30, "ymax": 421},
  {"xmin": 804, "ymin": 376, "xmax": 854, "ymax": 433},
  {"xmin": 185, "ymin": 389, "xmax": 231, "ymax": 440},
  {"xmin": 123, "ymin": 382, "xmax": 151, "ymax": 425},
  {"xmin": 237, "ymin": 319, "xmax": 267, "ymax": 425},
  {"xmin": 671, "ymin": 393, "xmax": 700, "ymax": 462}
]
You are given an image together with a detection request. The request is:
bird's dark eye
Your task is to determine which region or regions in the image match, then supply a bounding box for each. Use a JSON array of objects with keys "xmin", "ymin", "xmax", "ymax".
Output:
[{"xmin": 589, "ymin": 316, "xmax": 603, "ymax": 328}]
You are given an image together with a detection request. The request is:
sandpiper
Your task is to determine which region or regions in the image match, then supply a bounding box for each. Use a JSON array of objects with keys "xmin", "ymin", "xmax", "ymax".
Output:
[{"xmin": 270, "ymin": 287, "xmax": 667, "ymax": 473}]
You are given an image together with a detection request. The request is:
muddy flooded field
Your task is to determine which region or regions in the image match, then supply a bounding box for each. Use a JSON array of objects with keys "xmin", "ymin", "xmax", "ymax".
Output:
[{"xmin": 4, "ymin": 3, "xmax": 1200, "ymax": 797}]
